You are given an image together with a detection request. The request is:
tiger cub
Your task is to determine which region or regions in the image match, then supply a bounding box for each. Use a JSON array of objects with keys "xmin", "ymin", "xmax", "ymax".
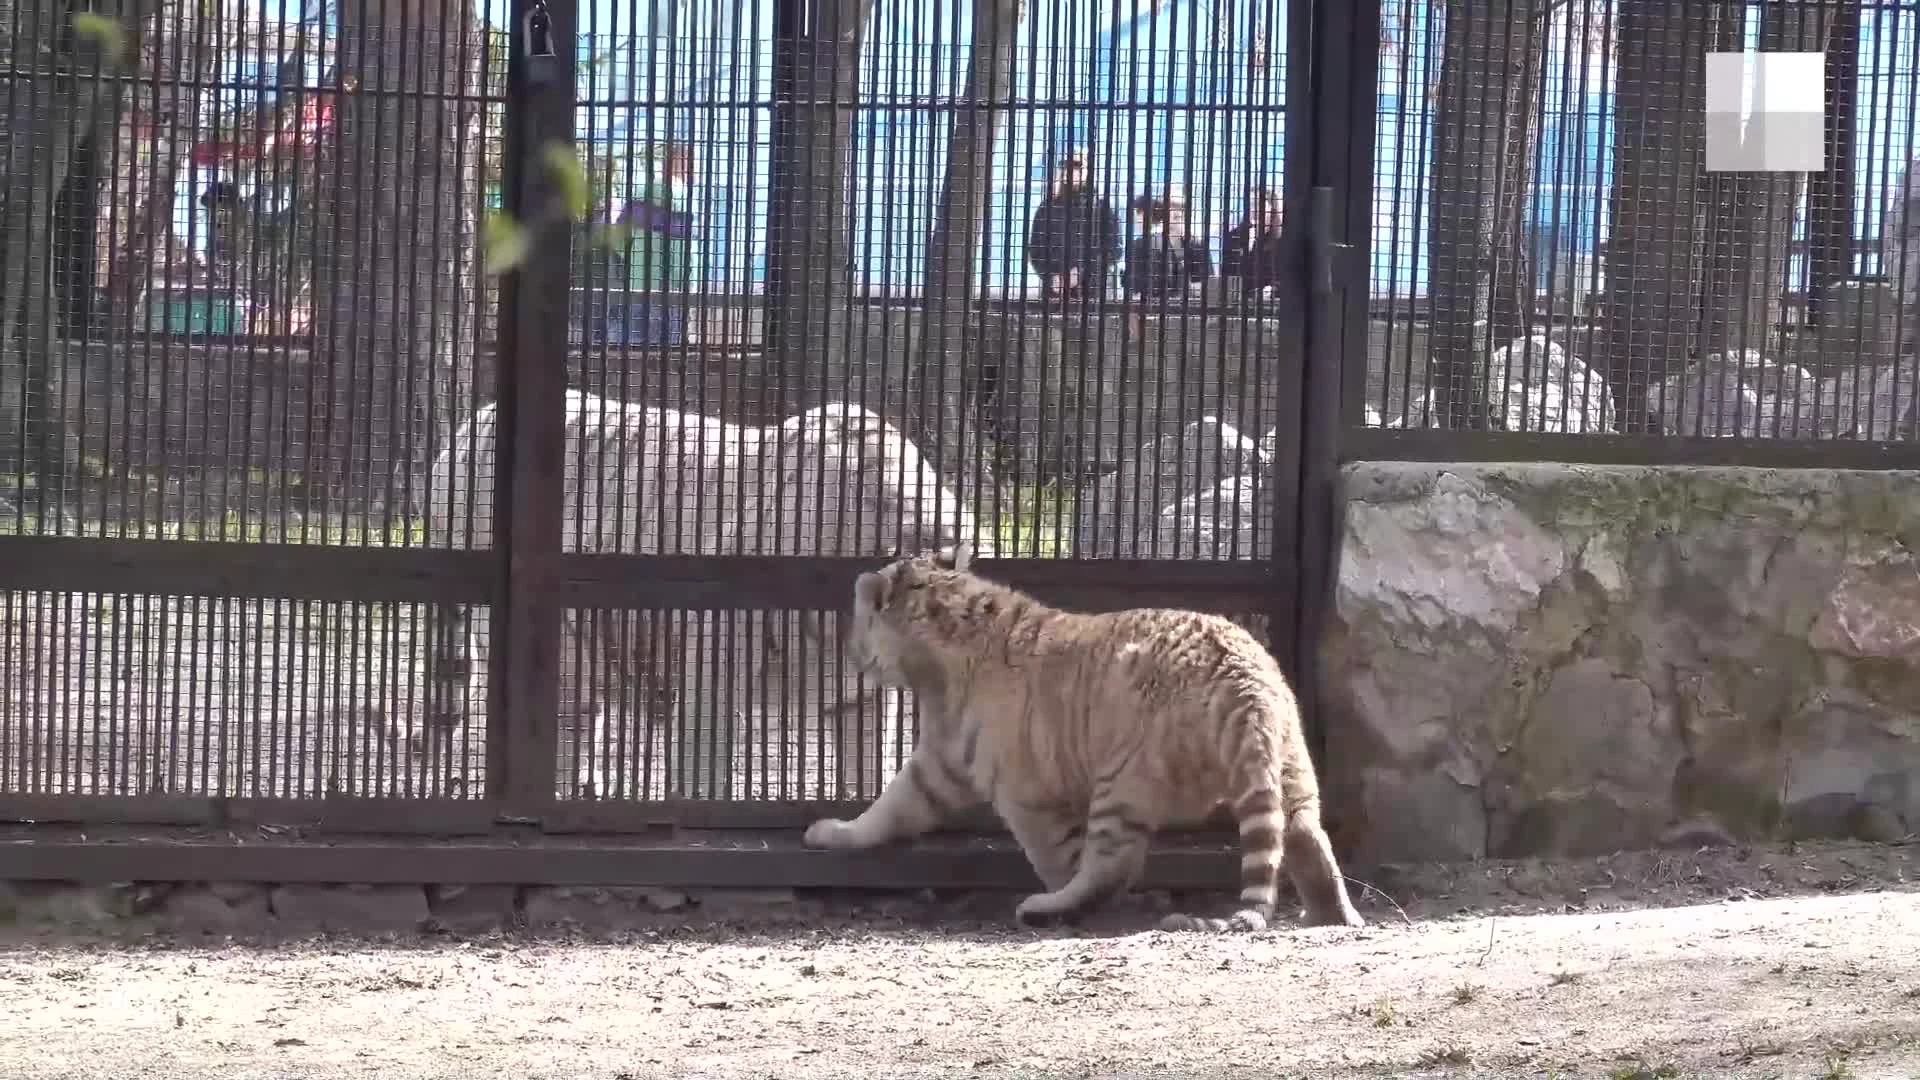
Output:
[{"xmin": 803, "ymin": 543, "xmax": 1365, "ymax": 932}]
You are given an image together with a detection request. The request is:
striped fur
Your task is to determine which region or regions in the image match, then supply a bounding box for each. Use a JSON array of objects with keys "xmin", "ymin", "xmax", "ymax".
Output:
[{"xmin": 803, "ymin": 544, "xmax": 1365, "ymax": 932}]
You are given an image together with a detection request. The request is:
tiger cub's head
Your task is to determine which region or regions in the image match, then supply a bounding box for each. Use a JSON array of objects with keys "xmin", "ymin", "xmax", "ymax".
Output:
[{"xmin": 845, "ymin": 542, "xmax": 976, "ymax": 689}]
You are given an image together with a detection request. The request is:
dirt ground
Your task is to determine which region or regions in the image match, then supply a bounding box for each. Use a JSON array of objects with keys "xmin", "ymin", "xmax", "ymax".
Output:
[{"xmin": 1, "ymin": 838, "xmax": 1916, "ymax": 1079}]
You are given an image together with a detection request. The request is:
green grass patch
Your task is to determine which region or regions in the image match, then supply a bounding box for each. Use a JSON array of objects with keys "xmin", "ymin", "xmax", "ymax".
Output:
[{"xmin": 990, "ymin": 482, "xmax": 1075, "ymax": 559}]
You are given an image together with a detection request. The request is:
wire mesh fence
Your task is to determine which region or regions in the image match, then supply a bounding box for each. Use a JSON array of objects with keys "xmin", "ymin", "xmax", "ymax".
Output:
[
  {"xmin": 2, "ymin": 0, "xmax": 1300, "ymax": 820},
  {"xmin": 1367, "ymin": 0, "xmax": 1920, "ymax": 444},
  {"xmin": 3, "ymin": 1, "xmax": 508, "ymax": 545},
  {"xmin": 0, "ymin": 592, "xmax": 488, "ymax": 799},
  {"xmin": 549, "ymin": 0, "xmax": 1296, "ymax": 804},
  {"xmin": 1, "ymin": 0, "xmax": 507, "ymax": 813},
  {"xmin": 555, "ymin": 606, "xmax": 916, "ymax": 803},
  {"xmin": 562, "ymin": 0, "xmax": 1296, "ymax": 555},
  {"xmin": 551, "ymin": 608, "xmax": 1273, "ymax": 804},
  {"xmin": 15, "ymin": 0, "xmax": 1913, "ymax": 830}
]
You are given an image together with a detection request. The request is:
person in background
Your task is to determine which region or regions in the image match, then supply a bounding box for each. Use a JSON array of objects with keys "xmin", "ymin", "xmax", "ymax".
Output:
[
  {"xmin": 1026, "ymin": 147, "xmax": 1121, "ymax": 302},
  {"xmin": 1124, "ymin": 187, "xmax": 1212, "ymax": 334},
  {"xmin": 1221, "ymin": 184, "xmax": 1285, "ymax": 297},
  {"xmin": 615, "ymin": 146, "xmax": 697, "ymax": 347},
  {"xmin": 198, "ymin": 181, "xmax": 251, "ymax": 286}
]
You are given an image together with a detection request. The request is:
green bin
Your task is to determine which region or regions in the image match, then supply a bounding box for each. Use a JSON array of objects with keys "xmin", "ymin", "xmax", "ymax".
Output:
[{"xmin": 145, "ymin": 291, "xmax": 247, "ymax": 336}]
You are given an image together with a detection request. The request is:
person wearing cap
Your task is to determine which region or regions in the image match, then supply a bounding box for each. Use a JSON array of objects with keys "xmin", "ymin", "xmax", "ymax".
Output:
[
  {"xmin": 1026, "ymin": 148, "xmax": 1122, "ymax": 301},
  {"xmin": 1221, "ymin": 184, "xmax": 1285, "ymax": 296}
]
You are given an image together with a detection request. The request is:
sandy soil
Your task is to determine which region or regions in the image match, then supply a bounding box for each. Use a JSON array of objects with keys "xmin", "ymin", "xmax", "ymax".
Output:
[{"xmin": 1, "ymin": 840, "xmax": 1916, "ymax": 1079}]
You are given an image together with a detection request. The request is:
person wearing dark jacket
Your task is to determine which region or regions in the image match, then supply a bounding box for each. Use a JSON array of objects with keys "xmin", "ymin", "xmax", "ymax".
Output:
[
  {"xmin": 1124, "ymin": 190, "xmax": 1212, "ymax": 337},
  {"xmin": 1026, "ymin": 148, "xmax": 1122, "ymax": 300},
  {"xmin": 1124, "ymin": 190, "xmax": 1212, "ymax": 300},
  {"xmin": 1221, "ymin": 185, "xmax": 1285, "ymax": 294}
]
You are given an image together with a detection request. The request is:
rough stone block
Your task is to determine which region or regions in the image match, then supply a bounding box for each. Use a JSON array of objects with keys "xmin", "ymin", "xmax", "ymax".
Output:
[
  {"xmin": 1323, "ymin": 462, "xmax": 1920, "ymax": 863},
  {"xmin": 0, "ymin": 882, "xmax": 155, "ymax": 928},
  {"xmin": 425, "ymin": 884, "xmax": 521, "ymax": 934},
  {"xmin": 1343, "ymin": 765, "xmax": 1486, "ymax": 864},
  {"xmin": 692, "ymin": 887, "xmax": 801, "ymax": 920},
  {"xmin": 268, "ymin": 884, "xmax": 430, "ymax": 933},
  {"xmin": 161, "ymin": 884, "xmax": 272, "ymax": 934},
  {"xmin": 1481, "ymin": 334, "xmax": 1614, "ymax": 434},
  {"xmin": 521, "ymin": 886, "xmax": 692, "ymax": 930},
  {"xmin": 1649, "ymin": 354, "xmax": 1767, "ymax": 437}
]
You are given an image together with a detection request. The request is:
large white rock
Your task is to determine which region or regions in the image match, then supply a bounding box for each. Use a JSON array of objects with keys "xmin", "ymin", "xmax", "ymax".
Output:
[
  {"xmin": 1646, "ymin": 347, "xmax": 1917, "ymax": 441},
  {"xmin": 1149, "ymin": 473, "xmax": 1276, "ymax": 563},
  {"xmin": 418, "ymin": 390, "xmax": 988, "ymax": 800},
  {"xmin": 1074, "ymin": 417, "xmax": 1267, "ymax": 559},
  {"xmin": 1481, "ymin": 334, "xmax": 1615, "ymax": 434},
  {"xmin": 1647, "ymin": 353, "xmax": 1767, "ymax": 438}
]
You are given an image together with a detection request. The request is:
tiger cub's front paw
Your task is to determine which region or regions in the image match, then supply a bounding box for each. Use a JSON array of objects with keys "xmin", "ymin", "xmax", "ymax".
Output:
[{"xmin": 803, "ymin": 818, "xmax": 858, "ymax": 849}]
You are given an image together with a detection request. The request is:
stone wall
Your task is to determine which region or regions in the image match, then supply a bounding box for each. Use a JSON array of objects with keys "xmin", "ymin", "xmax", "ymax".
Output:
[{"xmin": 1322, "ymin": 462, "xmax": 1920, "ymax": 866}]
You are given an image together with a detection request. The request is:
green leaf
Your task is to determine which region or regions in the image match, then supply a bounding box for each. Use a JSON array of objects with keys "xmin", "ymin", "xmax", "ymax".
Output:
[
  {"xmin": 540, "ymin": 142, "xmax": 593, "ymax": 223},
  {"xmin": 71, "ymin": 11, "xmax": 128, "ymax": 64},
  {"xmin": 482, "ymin": 211, "xmax": 530, "ymax": 275}
]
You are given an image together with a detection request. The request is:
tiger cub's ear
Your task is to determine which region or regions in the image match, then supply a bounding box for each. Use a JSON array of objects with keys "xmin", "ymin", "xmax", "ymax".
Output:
[
  {"xmin": 933, "ymin": 542, "xmax": 974, "ymax": 573},
  {"xmin": 853, "ymin": 569, "xmax": 890, "ymax": 612}
]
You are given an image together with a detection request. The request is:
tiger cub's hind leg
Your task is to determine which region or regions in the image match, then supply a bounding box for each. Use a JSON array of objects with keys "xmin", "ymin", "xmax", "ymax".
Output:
[
  {"xmin": 1269, "ymin": 732, "xmax": 1365, "ymax": 927},
  {"xmin": 1160, "ymin": 787, "xmax": 1285, "ymax": 932},
  {"xmin": 1159, "ymin": 739, "xmax": 1366, "ymax": 932},
  {"xmin": 1284, "ymin": 807, "xmax": 1365, "ymax": 927}
]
